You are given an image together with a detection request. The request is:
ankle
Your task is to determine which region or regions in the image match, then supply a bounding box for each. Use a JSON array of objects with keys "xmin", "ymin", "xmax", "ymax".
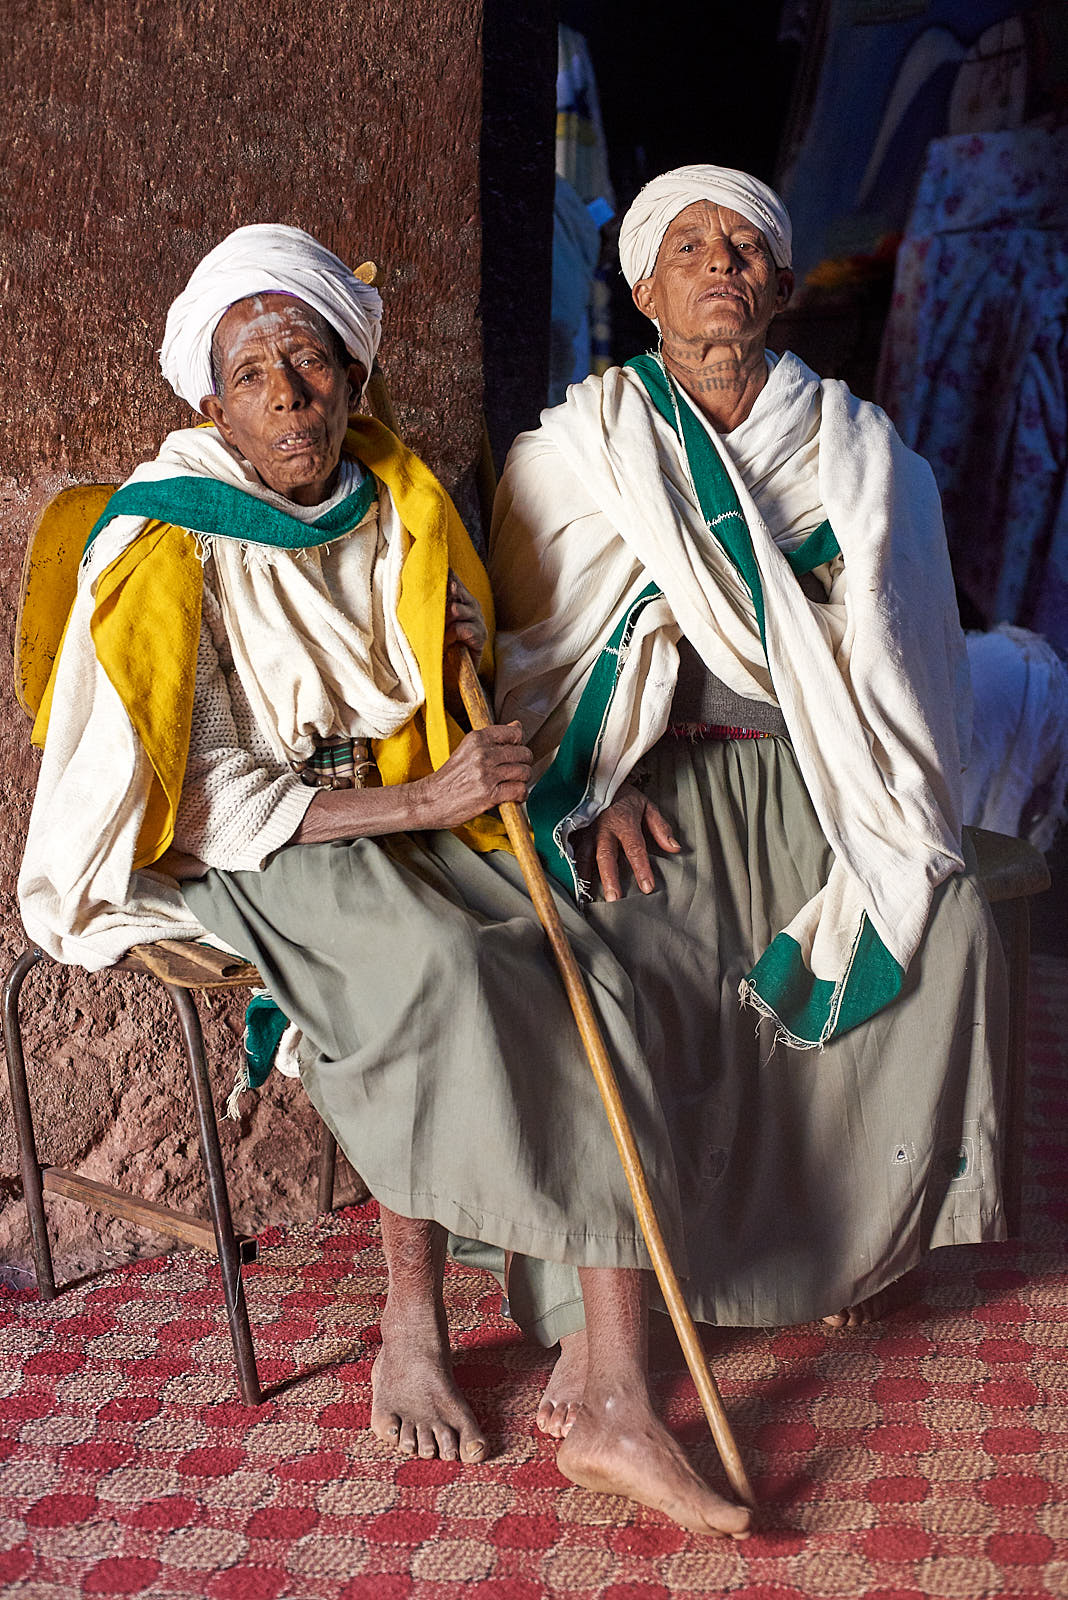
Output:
[
  {"xmin": 380, "ymin": 1289, "xmax": 448, "ymax": 1349},
  {"xmin": 578, "ymin": 1266, "xmax": 650, "ymax": 1370},
  {"xmin": 579, "ymin": 1367, "xmax": 650, "ymax": 1417}
]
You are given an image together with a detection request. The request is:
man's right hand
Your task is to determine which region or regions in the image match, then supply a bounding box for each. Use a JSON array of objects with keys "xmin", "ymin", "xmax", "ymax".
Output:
[
  {"xmin": 574, "ymin": 781, "xmax": 681, "ymax": 902},
  {"xmin": 414, "ymin": 722, "xmax": 532, "ymax": 829},
  {"xmin": 290, "ymin": 723, "xmax": 532, "ymax": 846}
]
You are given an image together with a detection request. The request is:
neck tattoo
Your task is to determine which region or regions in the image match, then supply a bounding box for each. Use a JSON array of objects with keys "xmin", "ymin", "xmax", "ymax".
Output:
[{"xmin": 661, "ymin": 336, "xmax": 755, "ymax": 395}]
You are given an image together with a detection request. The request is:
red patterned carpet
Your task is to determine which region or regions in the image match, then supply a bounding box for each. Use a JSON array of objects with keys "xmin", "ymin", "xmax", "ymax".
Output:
[{"xmin": 1, "ymin": 955, "xmax": 1066, "ymax": 1599}]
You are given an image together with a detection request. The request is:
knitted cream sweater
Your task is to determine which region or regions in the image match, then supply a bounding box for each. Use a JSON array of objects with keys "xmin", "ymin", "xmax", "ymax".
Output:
[
  {"xmin": 171, "ymin": 455, "xmax": 411, "ymax": 871},
  {"xmin": 171, "ymin": 571, "xmax": 317, "ymax": 870}
]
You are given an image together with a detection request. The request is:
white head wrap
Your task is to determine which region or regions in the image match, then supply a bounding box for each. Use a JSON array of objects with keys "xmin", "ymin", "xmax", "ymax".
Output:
[
  {"xmin": 618, "ymin": 163, "xmax": 792, "ymax": 289},
  {"xmin": 160, "ymin": 224, "xmax": 383, "ymax": 410}
]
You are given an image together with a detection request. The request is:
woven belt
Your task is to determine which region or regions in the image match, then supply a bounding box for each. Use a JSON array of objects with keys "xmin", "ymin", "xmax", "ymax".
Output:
[
  {"xmin": 667, "ymin": 722, "xmax": 773, "ymax": 742},
  {"xmin": 294, "ymin": 737, "xmax": 379, "ymax": 790}
]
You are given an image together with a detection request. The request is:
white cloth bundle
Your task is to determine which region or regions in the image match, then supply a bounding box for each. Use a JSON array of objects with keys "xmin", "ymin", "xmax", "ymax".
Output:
[
  {"xmin": 618, "ymin": 163, "xmax": 793, "ymax": 287},
  {"xmin": 160, "ymin": 224, "xmax": 383, "ymax": 409},
  {"xmin": 963, "ymin": 624, "xmax": 1068, "ymax": 851}
]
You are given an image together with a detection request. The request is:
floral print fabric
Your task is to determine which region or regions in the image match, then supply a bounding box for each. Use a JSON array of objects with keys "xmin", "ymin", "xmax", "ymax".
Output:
[{"xmin": 878, "ymin": 127, "xmax": 1068, "ymax": 656}]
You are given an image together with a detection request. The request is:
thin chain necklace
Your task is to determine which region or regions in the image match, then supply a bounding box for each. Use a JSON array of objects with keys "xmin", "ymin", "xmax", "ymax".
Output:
[{"xmin": 655, "ymin": 351, "xmax": 706, "ymax": 517}]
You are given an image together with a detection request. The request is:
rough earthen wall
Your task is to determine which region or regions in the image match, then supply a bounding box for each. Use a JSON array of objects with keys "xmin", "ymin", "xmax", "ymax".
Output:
[{"xmin": 0, "ymin": 0, "xmax": 487, "ymax": 1282}]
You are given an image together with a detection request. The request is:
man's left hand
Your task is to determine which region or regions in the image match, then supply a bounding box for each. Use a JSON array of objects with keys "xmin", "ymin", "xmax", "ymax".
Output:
[
  {"xmin": 575, "ymin": 781, "xmax": 682, "ymax": 903},
  {"xmin": 444, "ymin": 571, "xmax": 488, "ymax": 660}
]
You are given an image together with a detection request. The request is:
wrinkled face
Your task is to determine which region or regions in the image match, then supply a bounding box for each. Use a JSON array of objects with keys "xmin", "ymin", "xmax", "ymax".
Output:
[
  {"xmin": 200, "ymin": 293, "xmax": 366, "ymax": 506},
  {"xmin": 632, "ymin": 201, "xmax": 793, "ymax": 349}
]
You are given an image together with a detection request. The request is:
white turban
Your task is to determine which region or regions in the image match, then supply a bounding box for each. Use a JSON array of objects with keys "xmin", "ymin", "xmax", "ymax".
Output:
[
  {"xmin": 160, "ymin": 224, "xmax": 383, "ymax": 410},
  {"xmin": 619, "ymin": 164, "xmax": 792, "ymax": 289}
]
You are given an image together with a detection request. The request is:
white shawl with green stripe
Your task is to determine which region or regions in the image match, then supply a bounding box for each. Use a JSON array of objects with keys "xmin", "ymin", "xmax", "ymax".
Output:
[{"xmin": 491, "ymin": 353, "xmax": 971, "ymax": 1048}]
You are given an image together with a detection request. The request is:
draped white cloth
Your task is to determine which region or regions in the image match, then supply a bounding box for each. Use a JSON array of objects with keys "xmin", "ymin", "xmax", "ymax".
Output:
[
  {"xmin": 19, "ymin": 429, "xmax": 423, "ymax": 970},
  {"xmin": 492, "ymin": 355, "xmax": 970, "ymax": 1007},
  {"xmin": 160, "ymin": 225, "xmax": 382, "ymax": 409}
]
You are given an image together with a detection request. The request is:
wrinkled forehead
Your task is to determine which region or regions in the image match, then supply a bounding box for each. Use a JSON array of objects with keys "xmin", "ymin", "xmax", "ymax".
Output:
[
  {"xmin": 213, "ymin": 292, "xmax": 339, "ymax": 360},
  {"xmin": 657, "ymin": 200, "xmax": 772, "ymax": 258}
]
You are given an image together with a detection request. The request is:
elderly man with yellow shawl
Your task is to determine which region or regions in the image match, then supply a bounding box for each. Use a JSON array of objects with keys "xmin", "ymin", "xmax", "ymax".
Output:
[
  {"xmin": 20, "ymin": 225, "xmax": 756, "ymax": 1539},
  {"xmin": 486, "ymin": 164, "xmax": 1007, "ymax": 1436}
]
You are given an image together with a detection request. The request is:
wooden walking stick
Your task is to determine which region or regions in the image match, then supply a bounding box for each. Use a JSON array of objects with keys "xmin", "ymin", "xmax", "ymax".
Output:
[{"xmin": 456, "ymin": 650, "xmax": 756, "ymax": 1509}]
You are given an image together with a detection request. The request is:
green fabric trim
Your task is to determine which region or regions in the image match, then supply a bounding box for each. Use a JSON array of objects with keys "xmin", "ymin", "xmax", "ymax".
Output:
[
  {"xmin": 835, "ymin": 916, "xmax": 905, "ymax": 1033},
  {"xmin": 625, "ymin": 353, "xmax": 767, "ymax": 650},
  {"xmin": 745, "ymin": 914, "xmax": 904, "ymax": 1046},
  {"xmin": 84, "ymin": 468, "xmax": 376, "ymax": 555},
  {"xmin": 610, "ymin": 360, "xmax": 902, "ymax": 1041},
  {"xmin": 785, "ymin": 519, "xmax": 840, "ymax": 577},
  {"xmin": 243, "ymin": 993, "xmax": 291, "ymax": 1090},
  {"xmin": 528, "ymin": 582, "xmax": 662, "ymax": 895}
]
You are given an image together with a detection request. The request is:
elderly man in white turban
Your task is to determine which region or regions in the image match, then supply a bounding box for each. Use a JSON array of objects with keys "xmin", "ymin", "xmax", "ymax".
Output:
[
  {"xmin": 487, "ymin": 166, "xmax": 1007, "ymax": 1435},
  {"xmin": 20, "ymin": 224, "xmax": 758, "ymax": 1538}
]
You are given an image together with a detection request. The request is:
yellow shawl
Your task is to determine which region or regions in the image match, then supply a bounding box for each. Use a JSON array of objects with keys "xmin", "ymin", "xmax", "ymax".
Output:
[{"xmin": 34, "ymin": 418, "xmax": 508, "ymax": 866}]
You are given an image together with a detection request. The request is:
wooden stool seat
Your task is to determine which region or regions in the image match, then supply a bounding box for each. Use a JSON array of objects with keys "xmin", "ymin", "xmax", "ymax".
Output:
[{"xmin": 122, "ymin": 939, "xmax": 263, "ymax": 990}]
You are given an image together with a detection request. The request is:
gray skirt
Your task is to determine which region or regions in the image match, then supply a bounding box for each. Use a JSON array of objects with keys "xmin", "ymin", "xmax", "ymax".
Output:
[{"xmin": 185, "ymin": 734, "xmax": 1007, "ymax": 1335}]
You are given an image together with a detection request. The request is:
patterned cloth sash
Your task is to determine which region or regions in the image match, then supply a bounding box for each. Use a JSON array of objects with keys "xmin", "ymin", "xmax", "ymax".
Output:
[
  {"xmin": 666, "ymin": 723, "xmax": 772, "ymax": 741},
  {"xmin": 294, "ymin": 736, "xmax": 379, "ymax": 790}
]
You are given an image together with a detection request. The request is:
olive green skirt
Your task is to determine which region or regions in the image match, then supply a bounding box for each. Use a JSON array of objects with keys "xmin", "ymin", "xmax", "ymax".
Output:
[
  {"xmin": 184, "ymin": 819, "xmax": 684, "ymax": 1271},
  {"xmin": 186, "ymin": 733, "xmax": 1007, "ymax": 1336}
]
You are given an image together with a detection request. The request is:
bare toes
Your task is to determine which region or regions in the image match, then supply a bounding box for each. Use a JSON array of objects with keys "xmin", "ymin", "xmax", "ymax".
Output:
[
  {"xmin": 371, "ymin": 1343, "xmax": 486, "ymax": 1464},
  {"xmin": 557, "ymin": 1398, "xmax": 750, "ymax": 1538},
  {"xmin": 537, "ymin": 1400, "xmax": 576, "ymax": 1440},
  {"xmin": 371, "ymin": 1411, "xmax": 402, "ymax": 1446},
  {"xmin": 436, "ymin": 1427, "xmax": 460, "ymax": 1461},
  {"xmin": 535, "ymin": 1401, "xmax": 557, "ymax": 1437},
  {"xmin": 536, "ymin": 1331, "xmax": 588, "ymax": 1438},
  {"xmin": 712, "ymin": 1505, "xmax": 752, "ymax": 1541}
]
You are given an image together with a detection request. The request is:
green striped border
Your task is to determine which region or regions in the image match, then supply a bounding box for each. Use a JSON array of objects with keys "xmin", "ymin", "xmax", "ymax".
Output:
[
  {"xmin": 84, "ymin": 469, "xmax": 376, "ymax": 555},
  {"xmin": 744, "ymin": 914, "xmax": 904, "ymax": 1047},
  {"xmin": 528, "ymin": 583, "xmax": 662, "ymax": 895}
]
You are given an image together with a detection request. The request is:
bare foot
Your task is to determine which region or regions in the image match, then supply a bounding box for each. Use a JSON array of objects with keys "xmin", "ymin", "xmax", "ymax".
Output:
[
  {"xmin": 537, "ymin": 1330, "xmax": 588, "ymax": 1438},
  {"xmin": 371, "ymin": 1208, "xmax": 486, "ymax": 1462},
  {"xmin": 822, "ymin": 1277, "xmax": 910, "ymax": 1328},
  {"xmin": 557, "ymin": 1381, "xmax": 752, "ymax": 1539},
  {"xmin": 370, "ymin": 1331, "xmax": 487, "ymax": 1461}
]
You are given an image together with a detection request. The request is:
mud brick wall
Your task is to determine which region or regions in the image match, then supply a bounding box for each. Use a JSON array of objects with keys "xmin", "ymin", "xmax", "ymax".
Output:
[{"xmin": 0, "ymin": 0, "xmax": 555, "ymax": 1282}]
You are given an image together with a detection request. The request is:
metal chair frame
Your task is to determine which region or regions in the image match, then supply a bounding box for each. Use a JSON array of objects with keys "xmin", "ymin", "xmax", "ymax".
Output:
[{"xmin": 2, "ymin": 942, "xmax": 310, "ymax": 1405}]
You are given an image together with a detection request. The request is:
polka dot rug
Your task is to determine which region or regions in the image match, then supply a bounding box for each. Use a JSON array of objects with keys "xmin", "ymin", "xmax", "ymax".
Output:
[{"xmin": 1, "ymin": 955, "xmax": 1066, "ymax": 1598}]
